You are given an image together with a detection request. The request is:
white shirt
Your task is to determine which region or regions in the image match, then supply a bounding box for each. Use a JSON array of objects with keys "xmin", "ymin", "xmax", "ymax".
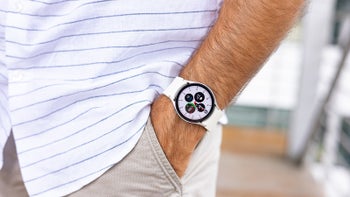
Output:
[{"xmin": 0, "ymin": 0, "xmax": 220, "ymax": 196}]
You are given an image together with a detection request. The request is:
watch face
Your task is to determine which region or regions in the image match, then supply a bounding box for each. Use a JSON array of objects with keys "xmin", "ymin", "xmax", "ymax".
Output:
[{"xmin": 175, "ymin": 83, "xmax": 215, "ymax": 123}]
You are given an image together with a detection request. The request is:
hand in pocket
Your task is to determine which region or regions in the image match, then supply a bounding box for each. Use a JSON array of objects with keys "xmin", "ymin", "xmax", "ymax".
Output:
[{"xmin": 150, "ymin": 95, "xmax": 206, "ymax": 178}]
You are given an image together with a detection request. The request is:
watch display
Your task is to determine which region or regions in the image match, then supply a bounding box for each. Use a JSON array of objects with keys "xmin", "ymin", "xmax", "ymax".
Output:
[
  {"xmin": 174, "ymin": 83, "xmax": 215, "ymax": 123},
  {"xmin": 163, "ymin": 77, "xmax": 223, "ymax": 131}
]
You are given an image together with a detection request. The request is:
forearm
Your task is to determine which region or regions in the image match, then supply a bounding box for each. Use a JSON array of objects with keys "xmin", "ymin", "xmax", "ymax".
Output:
[
  {"xmin": 151, "ymin": 0, "xmax": 305, "ymax": 177},
  {"xmin": 182, "ymin": 0, "xmax": 305, "ymax": 109}
]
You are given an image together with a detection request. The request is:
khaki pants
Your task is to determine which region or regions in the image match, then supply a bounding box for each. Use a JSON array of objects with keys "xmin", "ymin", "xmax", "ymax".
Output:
[{"xmin": 1, "ymin": 120, "xmax": 222, "ymax": 197}]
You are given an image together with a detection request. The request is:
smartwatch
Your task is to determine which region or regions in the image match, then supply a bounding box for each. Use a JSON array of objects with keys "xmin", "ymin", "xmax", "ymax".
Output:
[{"xmin": 163, "ymin": 77, "xmax": 223, "ymax": 131}]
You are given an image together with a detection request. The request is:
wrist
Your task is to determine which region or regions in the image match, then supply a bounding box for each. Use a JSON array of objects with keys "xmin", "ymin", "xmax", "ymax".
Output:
[{"xmin": 150, "ymin": 95, "xmax": 206, "ymax": 149}]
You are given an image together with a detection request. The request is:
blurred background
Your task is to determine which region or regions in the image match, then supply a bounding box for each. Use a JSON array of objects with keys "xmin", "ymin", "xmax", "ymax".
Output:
[{"xmin": 216, "ymin": 0, "xmax": 350, "ymax": 196}]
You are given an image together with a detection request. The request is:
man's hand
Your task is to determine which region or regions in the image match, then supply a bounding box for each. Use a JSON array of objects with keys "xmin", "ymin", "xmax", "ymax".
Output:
[
  {"xmin": 150, "ymin": 95, "xmax": 205, "ymax": 177},
  {"xmin": 151, "ymin": 0, "xmax": 305, "ymax": 177}
]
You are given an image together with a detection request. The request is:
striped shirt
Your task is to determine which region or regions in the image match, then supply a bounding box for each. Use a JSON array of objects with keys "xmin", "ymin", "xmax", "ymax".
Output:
[{"xmin": 0, "ymin": 0, "xmax": 221, "ymax": 196}]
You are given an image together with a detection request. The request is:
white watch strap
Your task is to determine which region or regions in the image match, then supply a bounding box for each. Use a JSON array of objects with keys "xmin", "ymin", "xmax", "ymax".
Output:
[
  {"xmin": 202, "ymin": 106, "xmax": 224, "ymax": 131},
  {"xmin": 163, "ymin": 77, "xmax": 186, "ymax": 99}
]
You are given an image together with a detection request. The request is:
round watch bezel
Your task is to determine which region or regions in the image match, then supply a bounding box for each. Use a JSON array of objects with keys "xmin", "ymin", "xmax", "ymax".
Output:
[{"xmin": 174, "ymin": 82, "xmax": 215, "ymax": 123}]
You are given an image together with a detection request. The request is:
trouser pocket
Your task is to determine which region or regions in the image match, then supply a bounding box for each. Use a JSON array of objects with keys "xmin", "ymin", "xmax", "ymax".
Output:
[
  {"xmin": 69, "ymin": 118, "xmax": 182, "ymax": 197},
  {"xmin": 145, "ymin": 118, "xmax": 183, "ymax": 186}
]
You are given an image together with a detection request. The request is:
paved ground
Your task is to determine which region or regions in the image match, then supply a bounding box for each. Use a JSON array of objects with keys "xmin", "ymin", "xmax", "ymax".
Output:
[
  {"xmin": 216, "ymin": 126, "xmax": 324, "ymax": 197},
  {"xmin": 216, "ymin": 151, "xmax": 324, "ymax": 197}
]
